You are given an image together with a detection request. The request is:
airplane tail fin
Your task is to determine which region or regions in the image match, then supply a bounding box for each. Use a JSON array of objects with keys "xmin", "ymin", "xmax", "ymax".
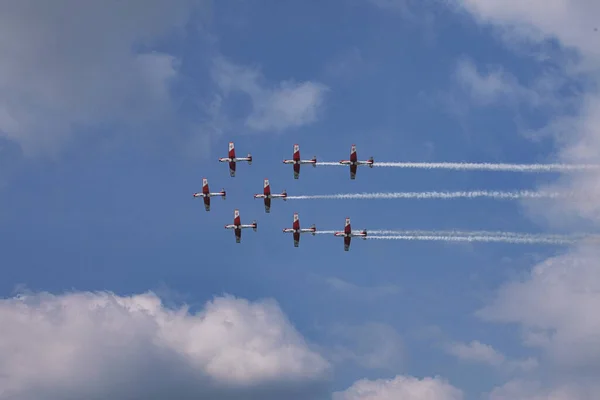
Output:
[
  {"xmin": 368, "ymin": 156, "xmax": 374, "ymax": 167},
  {"xmin": 362, "ymin": 229, "xmax": 368, "ymax": 239},
  {"xmin": 221, "ymin": 189, "xmax": 226, "ymax": 199},
  {"xmin": 311, "ymin": 224, "xmax": 316, "ymax": 235},
  {"xmin": 247, "ymin": 153, "xmax": 252, "ymax": 165},
  {"xmin": 252, "ymin": 221, "xmax": 257, "ymax": 232},
  {"xmin": 282, "ymin": 189, "xmax": 287, "ymax": 200},
  {"xmin": 312, "ymin": 156, "xmax": 317, "ymax": 166}
]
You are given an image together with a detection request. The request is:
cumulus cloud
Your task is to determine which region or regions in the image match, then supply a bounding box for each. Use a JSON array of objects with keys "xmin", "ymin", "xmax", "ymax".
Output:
[
  {"xmin": 211, "ymin": 57, "xmax": 328, "ymax": 132},
  {"xmin": 0, "ymin": 0, "xmax": 205, "ymax": 156},
  {"xmin": 477, "ymin": 245, "xmax": 600, "ymax": 370},
  {"xmin": 332, "ymin": 375, "xmax": 464, "ymax": 400},
  {"xmin": 0, "ymin": 290, "xmax": 331, "ymax": 400}
]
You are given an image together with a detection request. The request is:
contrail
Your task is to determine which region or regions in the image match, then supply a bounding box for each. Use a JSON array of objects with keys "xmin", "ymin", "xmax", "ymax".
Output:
[
  {"xmin": 366, "ymin": 235, "xmax": 581, "ymax": 245},
  {"xmin": 286, "ymin": 190, "xmax": 567, "ymax": 200},
  {"xmin": 372, "ymin": 162, "xmax": 600, "ymax": 172}
]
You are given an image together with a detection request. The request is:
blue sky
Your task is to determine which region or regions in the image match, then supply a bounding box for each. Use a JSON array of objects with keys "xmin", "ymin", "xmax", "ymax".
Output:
[{"xmin": 2, "ymin": 1, "xmax": 600, "ymax": 399}]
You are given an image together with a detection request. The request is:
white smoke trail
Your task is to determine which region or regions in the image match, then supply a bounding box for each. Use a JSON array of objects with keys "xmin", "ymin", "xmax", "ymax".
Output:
[
  {"xmin": 372, "ymin": 162, "xmax": 600, "ymax": 172},
  {"xmin": 367, "ymin": 230, "xmax": 594, "ymax": 240},
  {"xmin": 286, "ymin": 190, "xmax": 567, "ymax": 200},
  {"xmin": 366, "ymin": 235, "xmax": 582, "ymax": 245}
]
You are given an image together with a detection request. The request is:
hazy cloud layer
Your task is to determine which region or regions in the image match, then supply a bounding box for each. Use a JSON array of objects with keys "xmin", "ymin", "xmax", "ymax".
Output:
[{"xmin": 0, "ymin": 0, "xmax": 204, "ymax": 156}]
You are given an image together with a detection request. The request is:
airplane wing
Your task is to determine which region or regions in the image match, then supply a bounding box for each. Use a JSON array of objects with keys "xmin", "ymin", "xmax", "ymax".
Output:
[
  {"xmin": 264, "ymin": 197, "xmax": 271, "ymax": 213},
  {"xmin": 294, "ymin": 231, "xmax": 300, "ymax": 247},
  {"xmin": 229, "ymin": 161, "xmax": 236, "ymax": 177},
  {"xmin": 350, "ymin": 164, "xmax": 357, "ymax": 180},
  {"xmin": 344, "ymin": 236, "xmax": 351, "ymax": 251},
  {"xmin": 235, "ymin": 228, "xmax": 241, "ymax": 243},
  {"xmin": 204, "ymin": 196, "xmax": 210, "ymax": 211},
  {"xmin": 293, "ymin": 163, "xmax": 300, "ymax": 179}
]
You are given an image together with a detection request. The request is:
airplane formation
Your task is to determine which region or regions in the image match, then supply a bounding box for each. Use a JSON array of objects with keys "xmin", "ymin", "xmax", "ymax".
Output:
[{"xmin": 195, "ymin": 141, "xmax": 374, "ymax": 251}]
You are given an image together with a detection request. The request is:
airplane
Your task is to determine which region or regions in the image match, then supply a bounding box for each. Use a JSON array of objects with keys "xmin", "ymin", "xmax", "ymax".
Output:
[
  {"xmin": 339, "ymin": 144, "xmax": 374, "ymax": 179},
  {"xmin": 224, "ymin": 209, "xmax": 257, "ymax": 243},
  {"xmin": 218, "ymin": 141, "xmax": 252, "ymax": 177},
  {"xmin": 193, "ymin": 178, "xmax": 226, "ymax": 211},
  {"xmin": 282, "ymin": 144, "xmax": 317, "ymax": 179},
  {"xmin": 253, "ymin": 178, "xmax": 287, "ymax": 213},
  {"xmin": 333, "ymin": 217, "xmax": 367, "ymax": 251},
  {"xmin": 282, "ymin": 212, "xmax": 316, "ymax": 247}
]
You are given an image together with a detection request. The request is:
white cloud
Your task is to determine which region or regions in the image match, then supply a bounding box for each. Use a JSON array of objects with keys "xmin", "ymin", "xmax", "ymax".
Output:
[
  {"xmin": 211, "ymin": 57, "xmax": 328, "ymax": 132},
  {"xmin": 0, "ymin": 290, "xmax": 331, "ymax": 400},
  {"xmin": 445, "ymin": 340, "xmax": 538, "ymax": 372},
  {"xmin": 446, "ymin": 1, "xmax": 600, "ymax": 398},
  {"xmin": 452, "ymin": 0, "xmax": 600, "ymax": 67},
  {"xmin": 0, "ymin": 0, "xmax": 203, "ymax": 157},
  {"xmin": 333, "ymin": 375, "xmax": 464, "ymax": 400}
]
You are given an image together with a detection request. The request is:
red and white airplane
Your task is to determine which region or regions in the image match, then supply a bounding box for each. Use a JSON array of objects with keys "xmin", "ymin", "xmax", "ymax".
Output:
[
  {"xmin": 224, "ymin": 209, "xmax": 257, "ymax": 243},
  {"xmin": 282, "ymin": 144, "xmax": 317, "ymax": 179},
  {"xmin": 334, "ymin": 217, "xmax": 367, "ymax": 251},
  {"xmin": 218, "ymin": 141, "xmax": 252, "ymax": 177},
  {"xmin": 339, "ymin": 144, "xmax": 374, "ymax": 180},
  {"xmin": 282, "ymin": 212, "xmax": 316, "ymax": 247},
  {"xmin": 253, "ymin": 179, "xmax": 287, "ymax": 213},
  {"xmin": 193, "ymin": 178, "xmax": 226, "ymax": 211}
]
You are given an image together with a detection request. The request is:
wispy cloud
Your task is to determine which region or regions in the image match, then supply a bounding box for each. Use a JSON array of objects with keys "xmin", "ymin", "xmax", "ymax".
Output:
[
  {"xmin": 326, "ymin": 322, "xmax": 404, "ymax": 371},
  {"xmin": 445, "ymin": 340, "xmax": 538, "ymax": 373},
  {"xmin": 211, "ymin": 57, "xmax": 328, "ymax": 132},
  {"xmin": 312, "ymin": 274, "xmax": 401, "ymax": 299}
]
